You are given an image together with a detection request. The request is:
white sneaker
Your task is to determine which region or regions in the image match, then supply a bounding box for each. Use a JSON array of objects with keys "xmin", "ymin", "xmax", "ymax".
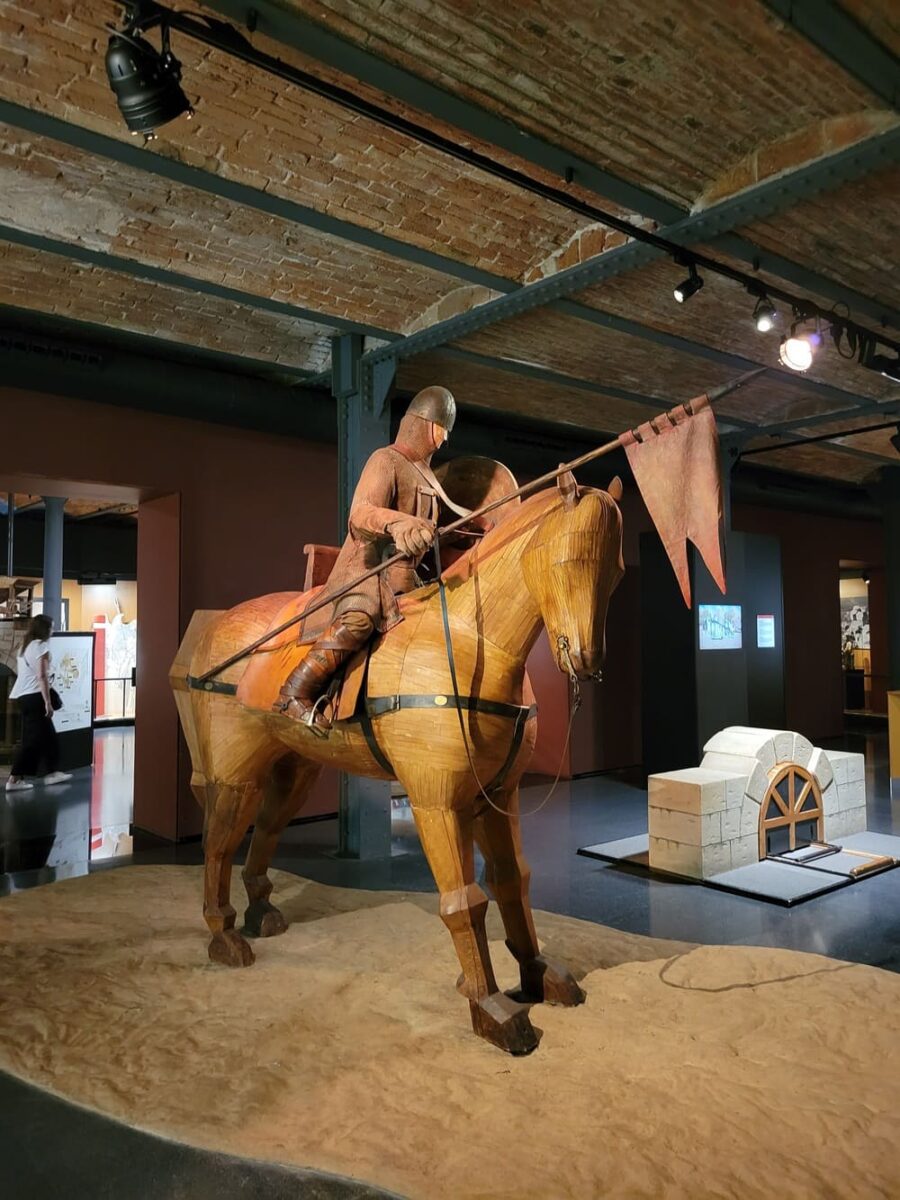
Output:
[
  {"xmin": 43, "ymin": 771, "xmax": 73, "ymax": 786},
  {"xmin": 5, "ymin": 779, "xmax": 34, "ymax": 792}
]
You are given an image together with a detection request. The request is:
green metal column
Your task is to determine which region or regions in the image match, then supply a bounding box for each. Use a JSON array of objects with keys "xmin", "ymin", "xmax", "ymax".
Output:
[
  {"xmin": 333, "ymin": 335, "xmax": 396, "ymax": 858},
  {"xmin": 41, "ymin": 495, "xmax": 66, "ymax": 628}
]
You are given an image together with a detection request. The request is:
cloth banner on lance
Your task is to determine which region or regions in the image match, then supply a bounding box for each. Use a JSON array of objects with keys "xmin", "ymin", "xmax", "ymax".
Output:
[{"xmin": 622, "ymin": 394, "xmax": 725, "ymax": 607}]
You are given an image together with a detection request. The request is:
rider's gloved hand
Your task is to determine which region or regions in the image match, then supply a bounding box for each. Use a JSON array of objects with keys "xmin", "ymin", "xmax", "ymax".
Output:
[{"xmin": 388, "ymin": 515, "xmax": 436, "ymax": 558}]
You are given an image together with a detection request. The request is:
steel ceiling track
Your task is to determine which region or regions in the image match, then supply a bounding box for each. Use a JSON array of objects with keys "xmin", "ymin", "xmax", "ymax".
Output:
[
  {"xmin": 430, "ymin": 347, "xmax": 897, "ymax": 467},
  {"xmin": 202, "ymin": 0, "xmax": 900, "ymax": 329},
  {"xmin": 762, "ymin": 0, "xmax": 899, "ymax": 110},
  {"xmin": 5, "ymin": 105, "xmax": 892, "ymax": 414},
  {"xmin": 0, "ymin": 101, "xmax": 514, "ymax": 297}
]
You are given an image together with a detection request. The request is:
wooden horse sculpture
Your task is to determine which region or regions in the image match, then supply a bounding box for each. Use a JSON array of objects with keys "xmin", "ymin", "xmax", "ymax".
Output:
[{"xmin": 170, "ymin": 471, "xmax": 625, "ymax": 1054}]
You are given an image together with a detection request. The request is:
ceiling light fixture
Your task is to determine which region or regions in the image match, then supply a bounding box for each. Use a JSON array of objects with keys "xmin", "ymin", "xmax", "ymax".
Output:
[
  {"xmin": 778, "ymin": 321, "xmax": 821, "ymax": 372},
  {"xmin": 752, "ymin": 295, "xmax": 778, "ymax": 333},
  {"xmin": 673, "ymin": 263, "xmax": 703, "ymax": 304},
  {"xmin": 105, "ymin": 3, "xmax": 193, "ymax": 140}
]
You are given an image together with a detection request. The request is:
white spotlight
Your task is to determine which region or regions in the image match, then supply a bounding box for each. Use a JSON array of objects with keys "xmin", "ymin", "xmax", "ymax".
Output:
[
  {"xmin": 752, "ymin": 297, "xmax": 777, "ymax": 333},
  {"xmin": 779, "ymin": 326, "xmax": 820, "ymax": 372}
]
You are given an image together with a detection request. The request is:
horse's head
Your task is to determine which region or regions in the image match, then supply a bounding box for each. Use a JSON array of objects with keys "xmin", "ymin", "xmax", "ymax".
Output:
[{"xmin": 521, "ymin": 472, "xmax": 624, "ymax": 681}]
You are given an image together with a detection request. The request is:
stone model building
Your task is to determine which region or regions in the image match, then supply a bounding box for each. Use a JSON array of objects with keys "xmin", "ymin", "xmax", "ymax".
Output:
[{"xmin": 648, "ymin": 726, "xmax": 866, "ymax": 880}]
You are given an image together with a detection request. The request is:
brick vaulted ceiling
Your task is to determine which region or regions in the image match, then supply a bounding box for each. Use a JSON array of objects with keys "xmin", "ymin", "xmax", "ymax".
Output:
[{"xmin": 0, "ymin": 0, "xmax": 898, "ymax": 486}]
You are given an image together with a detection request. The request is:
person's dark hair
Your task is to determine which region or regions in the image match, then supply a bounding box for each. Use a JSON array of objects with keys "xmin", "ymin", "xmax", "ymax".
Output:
[{"xmin": 22, "ymin": 614, "xmax": 53, "ymax": 651}]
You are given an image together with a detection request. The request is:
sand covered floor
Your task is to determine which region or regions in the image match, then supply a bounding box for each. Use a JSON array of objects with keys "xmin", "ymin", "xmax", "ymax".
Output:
[{"xmin": 1, "ymin": 866, "xmax": 899, "ymax": 1199}]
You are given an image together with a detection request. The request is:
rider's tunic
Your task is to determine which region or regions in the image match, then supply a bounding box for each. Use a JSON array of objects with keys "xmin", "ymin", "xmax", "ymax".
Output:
[{"xmin": 299, "ymin": 444, "xmax": 438, "ymax": 643}]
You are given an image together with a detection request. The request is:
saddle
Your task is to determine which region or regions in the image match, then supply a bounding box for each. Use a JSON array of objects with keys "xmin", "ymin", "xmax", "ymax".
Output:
[{"xmin": 236, "ymin": 543, "xmax": 368, "ymax": 722}]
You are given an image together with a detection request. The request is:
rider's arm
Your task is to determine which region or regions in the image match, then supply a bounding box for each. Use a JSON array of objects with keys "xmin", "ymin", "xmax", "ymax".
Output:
[{"xmin": 347, "ymin": 450, "xmax": 404, "ymax": 540}]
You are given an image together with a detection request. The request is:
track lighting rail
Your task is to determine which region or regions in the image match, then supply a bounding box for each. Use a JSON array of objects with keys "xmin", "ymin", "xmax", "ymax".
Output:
[{"xmin": 107, "ymin": 1, "xmax": 900, "ymax": 375}]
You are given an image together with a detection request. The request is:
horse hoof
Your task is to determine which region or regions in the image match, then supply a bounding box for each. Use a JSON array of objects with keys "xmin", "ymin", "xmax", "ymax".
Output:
[
  {"xmin": 469, "ymin": 993, "xmax": 541, "ymax": 1055},
  {"xmin": 208, "ymin": 930, "xmax": 255, "ymax": 967},
  {"xmin": 243, "ymin": 901, "xmax": 288, "ymax": 938},
  {"xmin": 519, "ymin": 954, "xmax": 586, "ymax": 1007}
]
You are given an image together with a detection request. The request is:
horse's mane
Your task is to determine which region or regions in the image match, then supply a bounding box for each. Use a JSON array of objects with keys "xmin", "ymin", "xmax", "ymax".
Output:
[{"xmin": 442, "ymin": 486, "xmax": 563, "ymax": 582}]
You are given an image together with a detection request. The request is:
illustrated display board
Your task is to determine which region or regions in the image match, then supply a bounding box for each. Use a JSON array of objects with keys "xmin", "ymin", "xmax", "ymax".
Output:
[
  {"xmin": 50, "ymin": 631, "xmax": 95, "ymax": 770},
  {"xmin": 698, "ymin": 604, "xmax": 742, "ymax": 651},
  {"xmin": 757, "ymin": 614, "xmax": 776, "ymax": 649}
]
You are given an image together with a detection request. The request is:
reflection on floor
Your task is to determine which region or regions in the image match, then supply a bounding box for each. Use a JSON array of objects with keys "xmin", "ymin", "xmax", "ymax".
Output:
[
  {"xmin": 2, "ymin": 722, "xmax": 899, "ymax": 1199},
  {"xmin": 1, "ymin": 727, "xmax": 134, "ymax": 895}
]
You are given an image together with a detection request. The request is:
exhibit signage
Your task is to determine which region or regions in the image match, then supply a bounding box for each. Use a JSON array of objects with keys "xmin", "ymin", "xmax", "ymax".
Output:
[
  {"xmin": 50, "ymin": 632, "xmax": 95, "ymax": 732},
  {"xmin": 756, "ymin": 614, "xmax": 776, "ymax": 649}
]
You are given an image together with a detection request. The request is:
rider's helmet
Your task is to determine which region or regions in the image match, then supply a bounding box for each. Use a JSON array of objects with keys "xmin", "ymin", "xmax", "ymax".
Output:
[{"xmin": 406, "ymin": 386, "xmax": 456, "ymax": 433}]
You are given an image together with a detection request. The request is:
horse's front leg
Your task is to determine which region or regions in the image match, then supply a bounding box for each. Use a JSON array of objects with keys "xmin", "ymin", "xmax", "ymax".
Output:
[
  {"xmin": 474, "ymin": 787, "xmax": 585, "ymax": 1007},
  {"xmin": 410, "ymin": 799, "xmax": 540, "ymax": 1055}
]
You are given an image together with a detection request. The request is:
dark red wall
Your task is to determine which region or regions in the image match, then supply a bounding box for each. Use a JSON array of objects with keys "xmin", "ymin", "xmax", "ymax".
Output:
[{"xmin": 0, "ymin": 388, "xmax": 339, "ymax": 838}]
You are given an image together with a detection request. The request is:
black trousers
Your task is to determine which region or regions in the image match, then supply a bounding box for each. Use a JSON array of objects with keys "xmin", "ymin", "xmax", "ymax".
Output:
[{"xmin": 11, "ymin": 693, "xmax": 60, "ymax": 777}]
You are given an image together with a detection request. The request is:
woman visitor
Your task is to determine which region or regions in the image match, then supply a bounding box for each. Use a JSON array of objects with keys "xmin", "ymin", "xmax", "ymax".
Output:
[{"xmin": 5, "ymin": 614, "xmax": 72, "ymax": 792}]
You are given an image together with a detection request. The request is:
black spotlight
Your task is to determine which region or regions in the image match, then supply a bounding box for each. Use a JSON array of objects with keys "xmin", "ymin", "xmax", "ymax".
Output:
[
  {"xmin": 105, "ymin": 19, "xmax": 193, "ymax": 139},
  {"xmin": 673, "ymin": 263, "xmax": 703, "ymax": 304}
]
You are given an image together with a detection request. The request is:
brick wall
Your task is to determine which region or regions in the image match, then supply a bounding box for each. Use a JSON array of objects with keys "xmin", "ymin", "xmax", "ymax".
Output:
[
  {"xmin": 276, "ymin": 0, "xmax": 878, "ymax": 205},
  {"xmin": 0, "ymin": 0, "xmax": 590, "ymax": 284},
  {"xmin": 0, "ymin": 240, "xmax": 333, "ymax": 368}
]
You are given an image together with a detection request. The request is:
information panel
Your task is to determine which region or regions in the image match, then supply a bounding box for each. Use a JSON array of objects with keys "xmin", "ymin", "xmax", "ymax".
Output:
[
  {"xmin": 698, "ymin": 604, "xmax": 742, "ymax": 651},
  {"xmin": 50, "ymin": 632, "xmax": 94, "ymax": 732},
  {"xmin": 756, "ymin": 614, "xmax": 776, "ymax": 649}
]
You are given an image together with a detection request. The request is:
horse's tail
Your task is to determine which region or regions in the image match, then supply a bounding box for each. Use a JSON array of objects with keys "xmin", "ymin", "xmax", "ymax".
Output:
[{"xmin": 169, "ymin": 609, "xmax": 225, "ymax": 800}]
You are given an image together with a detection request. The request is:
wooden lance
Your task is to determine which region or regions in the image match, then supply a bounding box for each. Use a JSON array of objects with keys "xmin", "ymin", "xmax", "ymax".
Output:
[{"xmin": 197, "ymin": 367, "xmax": 765, "ymax": 683}]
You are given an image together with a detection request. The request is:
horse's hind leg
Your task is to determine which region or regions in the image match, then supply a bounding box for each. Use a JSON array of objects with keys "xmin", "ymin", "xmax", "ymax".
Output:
[
  {"xmin": 199, "ymin": 780, "xmax": 261, "ymax": 967},
  {"xmin": 474, "ymin": 787, "xmax": 585, "ymax": 1007},
  {"xmin": 242, "ymin": 756, "xmax": 322, "ymax": 937},
  {"xmin": 410, "ymin": 799, "xmax": 539, "ymax": 1055}
]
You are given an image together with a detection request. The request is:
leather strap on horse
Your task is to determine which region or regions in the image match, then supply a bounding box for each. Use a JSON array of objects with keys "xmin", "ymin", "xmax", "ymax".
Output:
[
  {"xmin": 345, "ymin": 688, "xmax": 536, "ymax": 781},
  {"xmin": 432, "ymin": 535, "xmax": 580, "ymax": 818}
]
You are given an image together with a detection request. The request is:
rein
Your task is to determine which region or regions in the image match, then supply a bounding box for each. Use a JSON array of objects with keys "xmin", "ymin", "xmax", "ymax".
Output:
[{"xmin": 432, "ymin": 535, "xmax": 580, "ymax": 818}]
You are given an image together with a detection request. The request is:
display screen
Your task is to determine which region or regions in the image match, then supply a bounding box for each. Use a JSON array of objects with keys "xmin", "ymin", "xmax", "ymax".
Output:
[
  {"xmin": 698, "ymin": 604, "xmax": 742, "ymax": 651},
  {"xmin": 756, "ymin": 614, "xmax": 776, "ymax": 649}
]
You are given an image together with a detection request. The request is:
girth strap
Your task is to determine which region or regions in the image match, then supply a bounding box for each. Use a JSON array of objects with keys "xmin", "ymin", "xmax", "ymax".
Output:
[
  {"xmin": 343, "ymin": 694, "xmax": 537, "ymax": 785},
  {"xmin": 364, "ymin": 694, "xmax": 536, "ymax": 721}
]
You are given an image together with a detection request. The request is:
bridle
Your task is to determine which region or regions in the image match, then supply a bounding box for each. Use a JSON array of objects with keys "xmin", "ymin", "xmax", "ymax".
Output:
[{"xmin": 433, "ymin": 534, "xmax": 584, "ymax": 820}]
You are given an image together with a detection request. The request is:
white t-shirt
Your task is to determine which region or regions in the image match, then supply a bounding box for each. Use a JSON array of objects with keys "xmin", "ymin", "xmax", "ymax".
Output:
[{"xmin": 9, "ymin": 639, "xmax": 51, "ymax": 700}]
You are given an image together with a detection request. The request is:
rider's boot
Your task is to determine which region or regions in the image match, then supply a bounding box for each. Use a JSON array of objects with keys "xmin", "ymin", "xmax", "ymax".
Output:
[{"xmin": 275, "ymin": 613, "xmax": 374, "ymax": 730}]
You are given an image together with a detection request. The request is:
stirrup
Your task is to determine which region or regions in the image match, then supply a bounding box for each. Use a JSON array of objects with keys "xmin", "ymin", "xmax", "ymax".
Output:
[{"xmin": 302, "ymin": 693, "xmax": 333, "ymax": 737}]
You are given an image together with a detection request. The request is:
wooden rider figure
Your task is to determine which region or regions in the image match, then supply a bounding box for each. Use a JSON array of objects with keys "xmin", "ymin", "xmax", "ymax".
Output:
[{"xmin": 277, "ymin": 386, "xmax": 457, "ymax": 726}]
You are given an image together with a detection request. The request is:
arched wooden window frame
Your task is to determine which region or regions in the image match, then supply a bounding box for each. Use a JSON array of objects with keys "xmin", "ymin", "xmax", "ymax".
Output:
[{"xmin": 759, "ymin": 764, "xmax": 824, "ymax": 859}]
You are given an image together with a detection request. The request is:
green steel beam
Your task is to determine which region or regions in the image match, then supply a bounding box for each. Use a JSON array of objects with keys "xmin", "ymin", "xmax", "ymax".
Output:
[{"xmin": 0, "ymin": 223, "xmax": 400, "ymax": 342}]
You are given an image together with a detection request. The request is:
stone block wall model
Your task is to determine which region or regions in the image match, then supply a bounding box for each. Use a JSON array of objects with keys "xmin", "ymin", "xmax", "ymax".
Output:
[{"xmin": 648, "ymin": 726, "xmax": 867, "ymax": 880}]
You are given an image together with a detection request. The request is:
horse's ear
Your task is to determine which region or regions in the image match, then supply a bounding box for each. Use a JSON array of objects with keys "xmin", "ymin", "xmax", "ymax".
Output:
[
  {"xmin": 557, "ymin": 468, "xmax": 578, "ymax": 509},
  {"xmin": 606, "ymin": 476, "xmax": 623, "ymax": 502}
]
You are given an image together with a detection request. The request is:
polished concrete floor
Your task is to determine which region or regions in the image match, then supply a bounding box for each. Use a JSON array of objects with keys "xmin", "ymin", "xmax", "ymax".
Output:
[{"xmin": 2, "ymin": 723, "xmax": 898, "ymax": 1196}]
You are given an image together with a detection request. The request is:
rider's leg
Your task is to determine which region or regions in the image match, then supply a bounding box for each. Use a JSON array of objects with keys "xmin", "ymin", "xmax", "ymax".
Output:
[{"xmin": 277, "ymin": 610, "xmax": 374, "ymax": 725}]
